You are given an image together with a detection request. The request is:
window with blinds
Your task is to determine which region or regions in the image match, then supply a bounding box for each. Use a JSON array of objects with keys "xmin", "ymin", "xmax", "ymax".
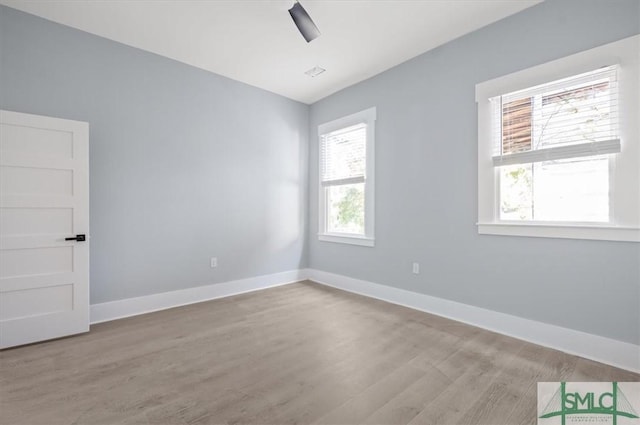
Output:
[
  {"xmin": 320, "ymin": 123, "xmax": 366, "ymax": 187},
  {"xmin": 320, "ymin": 123, "xmax": 367, "ymax": 235},
  {"xmin": 318, "ymin": 107, "xmax": 376, "ymax": 244},
  {"xmin": 490, "ymin": 66, "xmax": 619, "ymax": 222}
]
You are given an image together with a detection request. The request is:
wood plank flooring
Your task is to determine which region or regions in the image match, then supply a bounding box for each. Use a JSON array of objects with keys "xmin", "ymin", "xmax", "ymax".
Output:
[{"xmin": 1, "ymin": 281, "xmax": 638, "ymax": 425}]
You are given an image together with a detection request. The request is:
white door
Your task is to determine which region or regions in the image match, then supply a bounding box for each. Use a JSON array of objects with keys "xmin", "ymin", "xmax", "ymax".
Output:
[{"xmin": 0, "ymin": 110, "xmax": 89, "ymax": 348}]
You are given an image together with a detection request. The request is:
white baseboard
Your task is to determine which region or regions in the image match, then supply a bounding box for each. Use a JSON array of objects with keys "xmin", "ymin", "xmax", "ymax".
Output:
[
  {"xmin": 90, "ymin": 269, "xmax": 306, "ymax": 324},
  {"xmin": 306, "ymin": 268, "xmax": 640, "ymax": 373}
]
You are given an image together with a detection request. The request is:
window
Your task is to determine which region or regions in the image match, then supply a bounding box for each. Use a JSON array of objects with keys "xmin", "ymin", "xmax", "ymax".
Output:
[
  {"xmin": 495, "ymin": 67, "xmax": 618, "ymax": 223},
  {"xmin": 318, "ymin": 107, "xmax": 376, "ymax": 246},
  {"xmin": 476, "ymin": 35, "xmax": 639, "ymax": 242}
]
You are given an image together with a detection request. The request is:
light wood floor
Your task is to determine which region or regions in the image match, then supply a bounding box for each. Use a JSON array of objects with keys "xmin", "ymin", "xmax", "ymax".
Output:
[{"xmin": 1, "ymin": 281, "xmax": 638, "ymax": 425}]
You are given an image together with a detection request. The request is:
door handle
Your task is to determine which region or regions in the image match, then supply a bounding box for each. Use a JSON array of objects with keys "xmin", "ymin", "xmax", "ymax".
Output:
[{"xmin": 65, "ymin": 234, "xmax": 86, "ymax": 242}]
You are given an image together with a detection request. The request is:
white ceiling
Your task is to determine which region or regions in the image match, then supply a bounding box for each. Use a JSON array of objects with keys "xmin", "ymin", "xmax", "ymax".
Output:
[{"xmin": 1, "ymin": 0, "xmax": 541, "ymax": 104}]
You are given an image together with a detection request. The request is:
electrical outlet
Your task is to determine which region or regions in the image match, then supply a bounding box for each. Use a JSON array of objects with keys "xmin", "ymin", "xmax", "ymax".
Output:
[
  {"xmin": 210, "ymin": 257, "xmax": 218, "ymax": 268},
  {"xmin": 412, "ymin": 262, "xmax": 420, "ymax": 274}
]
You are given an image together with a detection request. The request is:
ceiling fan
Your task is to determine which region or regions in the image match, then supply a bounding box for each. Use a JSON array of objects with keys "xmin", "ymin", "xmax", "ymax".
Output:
[{"xmin": 288, "ymin": 1, "xmax": 321, "ymax": 43}]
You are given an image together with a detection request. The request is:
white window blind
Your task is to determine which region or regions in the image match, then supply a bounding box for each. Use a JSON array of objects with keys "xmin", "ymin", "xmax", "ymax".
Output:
[
  {"xmin": 320, "ymin": 123, "xmax": 367, "ymax": 186},
  {"xmin": 491, "ymin": 66, "xmax": 620, "ymax": 167},
  {"xmin": 492, "ymin": 139, "xmax": 620, "ymax": 166}
]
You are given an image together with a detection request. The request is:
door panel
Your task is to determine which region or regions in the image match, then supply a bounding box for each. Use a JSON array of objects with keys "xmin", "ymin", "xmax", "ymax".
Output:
[
  {"xmin": 0, "ymin": 208, "xmax": 73, "ymax": 236},
  {"xmin": 0, "ymin": 284, "xmax": 74, "ymax": 321},
  {"xmin": 0, "ymin": 166, "xmax": 74, "ymax": 195},
  {"xmin": 0, "ymin": 110, "xmax": 89, "ymax": 348},
  {"xmin": 1, "ymin": 246, "xmax": 74, "ymax": 278},
  {"xmin": 1, "ymin": 124, "xmax": 74, "ymax": 159}
]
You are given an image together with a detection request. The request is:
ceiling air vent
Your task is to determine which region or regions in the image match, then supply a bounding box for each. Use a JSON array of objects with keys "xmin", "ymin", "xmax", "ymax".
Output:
[{"xmin": 305, "ymin": 66, "xmax": 326, "ymax": 78}]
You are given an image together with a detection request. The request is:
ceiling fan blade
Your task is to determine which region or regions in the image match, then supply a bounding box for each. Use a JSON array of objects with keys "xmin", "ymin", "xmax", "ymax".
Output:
[{"xmin": 288, "ymin": 2, "xmax": 320, "ymax": 43}]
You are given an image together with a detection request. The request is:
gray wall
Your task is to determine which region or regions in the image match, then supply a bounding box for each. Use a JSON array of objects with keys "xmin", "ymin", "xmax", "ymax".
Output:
[
  {"xmin": 308, "ymin": 0, "xmax": 640, "ymax": 345},
  {"xmin": 0, "ymin": 6, "xmax": 308, "ymax": 304}
]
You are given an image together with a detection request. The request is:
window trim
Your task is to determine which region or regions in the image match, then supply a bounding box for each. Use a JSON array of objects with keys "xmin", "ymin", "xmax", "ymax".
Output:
[
  {"xmin": 477, "ymin": 222, "xmax": 640, "ymax": 242},
  {"xmin": 476, "ymin": 35, "xmax": 639, "ymax": 242},
  {"xmin": 318, "ymin": 107, "xmax": 376, "ymax": 246}
]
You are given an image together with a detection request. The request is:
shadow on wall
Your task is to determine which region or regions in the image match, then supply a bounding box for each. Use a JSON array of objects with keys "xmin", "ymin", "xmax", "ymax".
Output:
[{"xmin": 266, "ymin": 114, "xmax": 306, "ymax": 265}]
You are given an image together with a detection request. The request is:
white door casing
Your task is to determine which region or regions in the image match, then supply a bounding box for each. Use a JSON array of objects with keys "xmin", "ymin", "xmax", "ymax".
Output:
[{"xmin": 0, "ymin": 110, "xmax": 89, "ymax": 348}]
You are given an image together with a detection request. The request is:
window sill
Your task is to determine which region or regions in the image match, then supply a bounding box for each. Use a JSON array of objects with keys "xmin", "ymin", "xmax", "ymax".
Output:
[
  {"xmin": 477, "ymin": 222, "xmax": 639, "ymax": 242},
  {"xmin": 318, "ymin": 233, "xmax": 375, "ymax": 247}
]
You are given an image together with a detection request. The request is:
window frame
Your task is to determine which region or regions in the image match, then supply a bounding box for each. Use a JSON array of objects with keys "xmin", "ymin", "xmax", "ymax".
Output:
[
  {"xmin": 318, "ymin": 107, "xmax": 376, "ymax": 247},
  {"xmin": 475, "ymin": 35, "xmax": 639, "ymax": 242}
]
